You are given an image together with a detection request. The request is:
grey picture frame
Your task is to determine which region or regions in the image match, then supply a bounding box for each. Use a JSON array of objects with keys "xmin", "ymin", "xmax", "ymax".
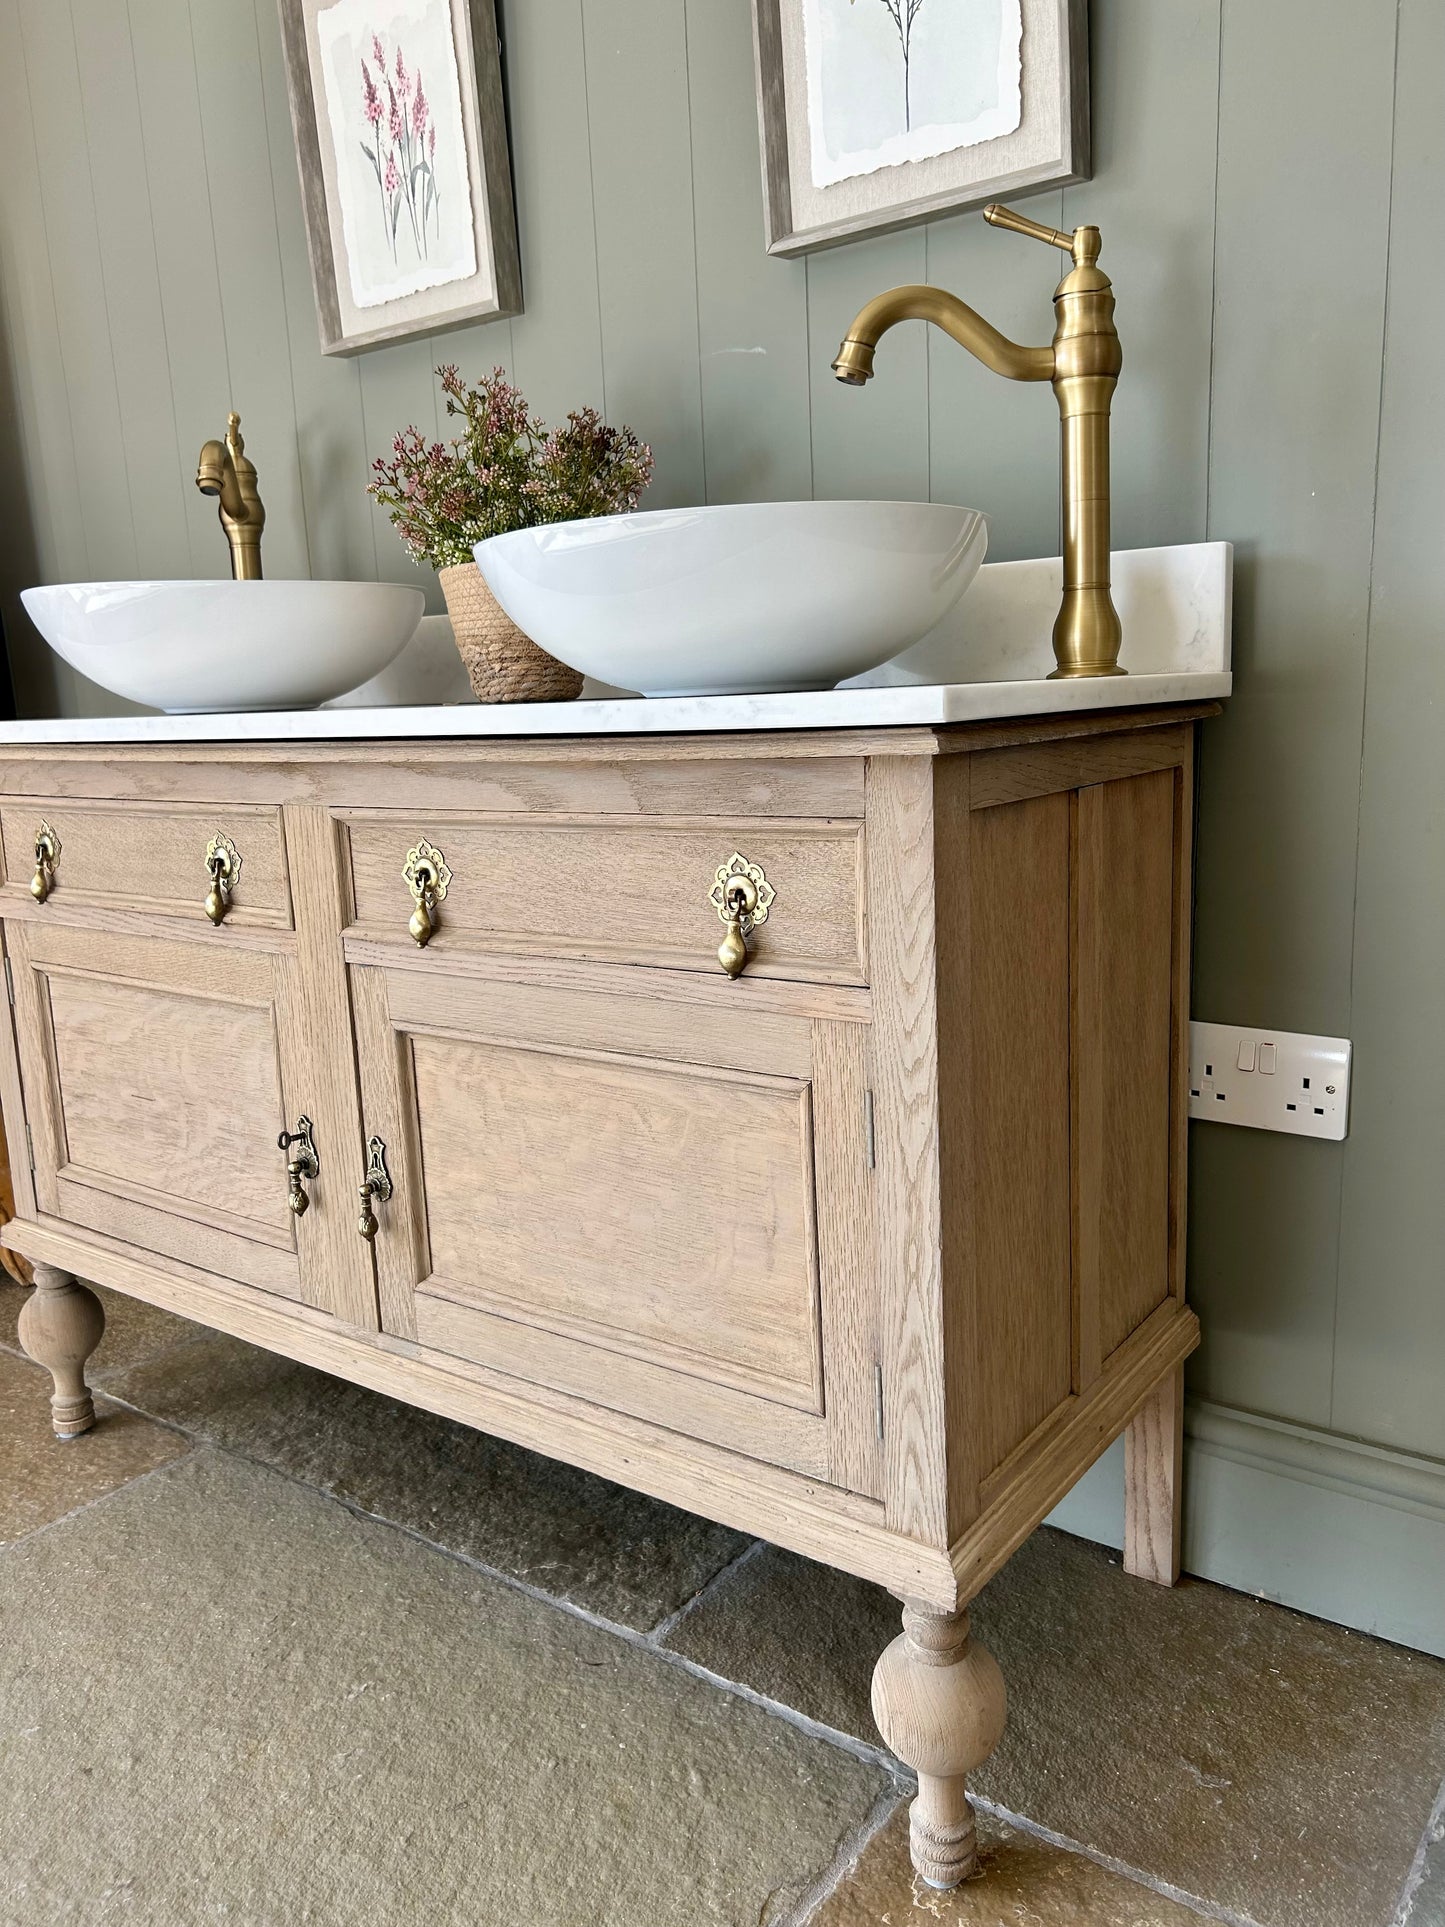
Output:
[
  {"xmin": 276, "ymin": 0, "xmax": 522, "ymax": 356},
  {"xmin": 751, "ymin": 0, "xmax": 1090, "ymax": 257}
]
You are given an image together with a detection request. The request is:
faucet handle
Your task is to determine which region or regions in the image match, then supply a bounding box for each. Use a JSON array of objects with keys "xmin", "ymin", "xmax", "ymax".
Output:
[{"xmin": 984, "ymin": 202, "xmax": 1100, "ymax": 268}]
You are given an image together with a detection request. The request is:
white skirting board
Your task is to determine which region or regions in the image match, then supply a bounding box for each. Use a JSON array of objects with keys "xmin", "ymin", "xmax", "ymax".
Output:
[{"xmin": 1047, "ymin": 1401, "xmax": 1445, "ymax": 1659}]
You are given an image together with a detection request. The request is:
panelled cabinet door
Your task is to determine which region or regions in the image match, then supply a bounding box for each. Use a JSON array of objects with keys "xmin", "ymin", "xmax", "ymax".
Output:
[
  {"xmin": 5, "ymin": 919, "xmax": 374, "ymax": 1326},
  {"xmin": 350, "ymin": 962, "xmax": 882, "ymax": 1495}
]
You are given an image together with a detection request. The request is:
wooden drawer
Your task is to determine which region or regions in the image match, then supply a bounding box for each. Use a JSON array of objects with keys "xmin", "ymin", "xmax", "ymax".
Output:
[
  {"xmin": 0, "ymin": 799, "xmax": 291, "ymax": 930},
  {"xmin": 341, "ymin": 813, "xmax": 867, "ymax": 984}
]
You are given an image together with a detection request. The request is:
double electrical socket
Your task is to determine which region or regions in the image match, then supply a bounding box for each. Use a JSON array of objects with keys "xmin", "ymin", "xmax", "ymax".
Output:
[{"xmin": 1188, "ymin": 1022, "xmax": 1351, "ymax": 1142}]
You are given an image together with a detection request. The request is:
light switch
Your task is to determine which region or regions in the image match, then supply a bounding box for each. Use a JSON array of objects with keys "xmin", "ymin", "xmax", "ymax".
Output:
[
  {"xmin": 1258, "ymin": 1042, "xmax": 1277, "ymax": 1073},
  {"xmin": 1237, "ymin": 1040, "xmax": 1257, "ymax": 1072}
]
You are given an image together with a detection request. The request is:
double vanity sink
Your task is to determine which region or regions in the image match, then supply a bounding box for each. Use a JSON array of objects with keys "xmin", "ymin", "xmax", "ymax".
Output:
[{"xmin": 23, "ymin": 499, "xmax": 992, "ymax": 712}]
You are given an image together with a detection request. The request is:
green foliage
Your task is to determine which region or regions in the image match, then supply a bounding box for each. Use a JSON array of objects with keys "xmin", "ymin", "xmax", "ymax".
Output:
[{"xmin": 367, "ymin": 365, "xmax": 655, "ymax": 570}]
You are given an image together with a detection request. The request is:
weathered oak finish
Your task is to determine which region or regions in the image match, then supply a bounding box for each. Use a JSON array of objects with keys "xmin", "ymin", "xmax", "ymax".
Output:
[
  {"xmin": 0, "ymin": 710, "xmax": 1209, "ymax": 1890},
  {"xmin": 871, "ymin": 1603, "xmax": 1007, "ymax": 1888},
  {"xmin": 17, "ymin": 1260, "xmax": 105, "ymax": 1438}
]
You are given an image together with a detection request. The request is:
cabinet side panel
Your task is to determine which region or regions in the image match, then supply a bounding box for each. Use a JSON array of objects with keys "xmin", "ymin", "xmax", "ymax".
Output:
[
  {"xmin": 1076, "ymin": 768, "xmax": 1177, "ymax": 1360},
  {"xmin": 967, "ymin": 792, "xmax": 1074, "ymax": 1481}
]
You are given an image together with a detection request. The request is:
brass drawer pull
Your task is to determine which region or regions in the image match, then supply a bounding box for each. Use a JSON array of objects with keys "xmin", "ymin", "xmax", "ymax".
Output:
[
  {"xmin": 356, "ymin": 1136, "xmax": 393, "ymax": 1241},
  {"xmin": 278, "ymin": 1115, "xmax": 319, "ymax": 1217},
  {"xmin": 403, "ymin": 839, "xmax": 450, "ymax": 948},
  {"xmin": 204, "ymin": 832, "xmax": 241, "ymax": 925},
  {"xmin": 30, "ymin": 822, "xmax": 60, "ymax": 903},
  {"xmin": 709, "ymin": 853, "xmax": 775, "ymax": 979}
]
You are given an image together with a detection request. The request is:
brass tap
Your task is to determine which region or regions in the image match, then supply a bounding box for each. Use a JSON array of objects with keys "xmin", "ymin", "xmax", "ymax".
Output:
[
  {"xmin": 195, "ymin": 411, "xmax": 265, "ymax": 580},
  {"xmin": 832, "ymin": 202, "xmax": 1124, "ymax": 678}
]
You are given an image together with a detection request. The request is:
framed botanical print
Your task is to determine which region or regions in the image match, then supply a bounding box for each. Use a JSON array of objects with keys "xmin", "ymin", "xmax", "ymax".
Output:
[
  {"xmin": 751, "ymin": 0, "xmax": 1089, "ymax": 256},
  {"xmin": 277, "ymin": 0, "xmax": 522, "ymax": 355}
]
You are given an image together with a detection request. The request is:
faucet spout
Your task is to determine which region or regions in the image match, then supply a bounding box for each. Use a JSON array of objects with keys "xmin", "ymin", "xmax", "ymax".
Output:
[
  {"xmin": 832, "ymin": 285, "xmax": 1054, "ymax": 387},
  {"xmin": 195, "ymin": 411, "xmax": 265, "ymax": 580},
  {"xmin": 831, "ymin": 205, "xmax": 1125, "ymax": 678}
]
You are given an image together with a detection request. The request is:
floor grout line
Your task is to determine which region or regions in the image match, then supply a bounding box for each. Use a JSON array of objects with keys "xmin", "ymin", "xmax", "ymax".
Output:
[
  {"xmin": 1390, "ymin": 1772, "xmax": 1445, "ymax": 1926},
  {"xmin": 98, "ymin": 1422, "xmax": 913, "ymax": 1781},
  {"xmin": 970, "ymin": 1796, "xmax": 1268, "ymax": 1927},
  {"xmin": 15, "ymin": 1318, "xmax": 1425, "ymax": 1927},
  {"xmin": 0, "ymin": 1445, "xmax": 194, "ymax": 1554},
  {"xmin": 780, "ymin": 1786, "xmax": 905, "ymax": 1927},
  {"xmin": 644, "ymin": 1534, "xmax": 766, "ymax": 1647}
]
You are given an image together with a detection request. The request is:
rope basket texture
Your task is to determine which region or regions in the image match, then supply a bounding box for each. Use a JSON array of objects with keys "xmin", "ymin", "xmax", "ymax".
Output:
[{"xmin": 438, "ymin": 563, "xmax": 583, "ymax": 704}]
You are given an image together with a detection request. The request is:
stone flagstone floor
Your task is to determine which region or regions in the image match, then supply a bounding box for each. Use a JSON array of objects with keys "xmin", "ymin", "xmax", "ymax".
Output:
[{"xmin": 3, "ymin": 1274, "xmax": 1444, "ymax": 1926}]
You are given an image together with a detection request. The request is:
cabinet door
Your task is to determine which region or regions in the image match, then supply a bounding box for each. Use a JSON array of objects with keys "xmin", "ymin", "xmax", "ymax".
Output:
[
  {"xmin": 5, "ymin": 919, "xmax": 374, "ymax": 1326},
  {"xmin": 351, "ymin": 962, "xmax": 882, "ymax": 1493}
]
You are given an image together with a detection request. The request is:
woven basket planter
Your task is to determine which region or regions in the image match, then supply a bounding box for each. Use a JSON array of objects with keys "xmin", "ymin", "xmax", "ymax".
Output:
[{"xmin": 438, "ymin": 563, "xmax": 583, "ymax": 704}]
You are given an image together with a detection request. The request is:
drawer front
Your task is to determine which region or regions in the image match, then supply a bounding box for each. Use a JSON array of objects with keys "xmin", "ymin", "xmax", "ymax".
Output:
[
  {"xmin": 342, "ymin": 814, "xmax": 866, "ymax": 984},
  {"xmin": 0, "ymin": 799, "xmax": 291, "ymax": 929},
  {"xmin": 351, "ymin": 961, "xmax": 882, "ymax": 1491}
]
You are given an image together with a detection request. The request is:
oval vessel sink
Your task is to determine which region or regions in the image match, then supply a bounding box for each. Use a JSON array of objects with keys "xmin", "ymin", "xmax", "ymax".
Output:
[
  {"xmin": 476, "ymin": 500, "xmax": 987, "ymax": 697},
  {"xmin": 21, "ymin": 580, "xmax": 426, "ymax": 713}
]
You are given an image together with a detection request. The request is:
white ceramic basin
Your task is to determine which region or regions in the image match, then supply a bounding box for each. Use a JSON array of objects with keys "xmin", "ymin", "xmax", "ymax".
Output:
[
  {"xmin": 475, "ymin": 501, "xmax": 988, "ymax": 697},
  {"xmin": 20, "ymin": 580, "xmax": 426, "ymax": 713}
]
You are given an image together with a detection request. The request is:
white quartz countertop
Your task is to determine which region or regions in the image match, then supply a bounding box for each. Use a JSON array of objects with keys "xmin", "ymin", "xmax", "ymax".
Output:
[
  {"xmin": 0, "ymin": 671, "xmax": 1230, "ymax": 748},
  {"xmin": 0, "ymin": 540, "xmax": 1231, "ymax": 747}
]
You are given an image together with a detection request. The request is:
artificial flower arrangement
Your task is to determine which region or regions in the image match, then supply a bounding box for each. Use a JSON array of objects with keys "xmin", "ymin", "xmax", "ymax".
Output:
[{"xmin": 369, "ymin": 364, "xmax": 653, "ymax": 702}]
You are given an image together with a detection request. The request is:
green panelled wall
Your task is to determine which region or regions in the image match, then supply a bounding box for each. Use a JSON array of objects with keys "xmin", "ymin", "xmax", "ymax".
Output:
[{"xmin": 0, "ymin": 0, "xmax": 1440, "ymax": 1620}]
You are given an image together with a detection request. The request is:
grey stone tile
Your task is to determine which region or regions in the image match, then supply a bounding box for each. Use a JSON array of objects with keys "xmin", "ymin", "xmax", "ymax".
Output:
[
  {"xmin": 664, "ymin": 1529, "xmax": 1445, "ymax": 1927},
  {"xmin": 103, "ymin": 1329, "xmax": 752, "ymax": 1630},
  {"xmin": 813, "ymin": 1805, "xmax": 1205, "ymax": 1926},
  {"xmin": 0, "ymin": 1348, "xmax": 189, "ymax": 1544},
  {"xmin": 0, "ymin": 1274, "xmax": 198, "ymax": 1375},
  {"xmin": 0, "ymin": 1450, "xmax": 885, "ymax": 1927},
  {"xmin": 1408, "ymin": 1794, "xmax": 1445, "ymax": 1927}
]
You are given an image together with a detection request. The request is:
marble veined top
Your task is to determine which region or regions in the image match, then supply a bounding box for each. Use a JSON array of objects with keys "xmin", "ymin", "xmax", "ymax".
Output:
[{"xmin": 0, "ymin": 541, "xmax": 1231, "ymax": 747}]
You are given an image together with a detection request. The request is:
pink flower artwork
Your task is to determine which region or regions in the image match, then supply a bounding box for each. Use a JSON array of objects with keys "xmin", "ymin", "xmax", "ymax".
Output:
[{"xmin": 357, "ymin": 25, "xmax": 445, "ymax": 268}]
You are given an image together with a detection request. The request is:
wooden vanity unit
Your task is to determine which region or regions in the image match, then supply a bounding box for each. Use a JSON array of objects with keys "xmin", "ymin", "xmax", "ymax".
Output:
[{"xmin": 0, "ymin": 700, "xmax": 1213, "ymax": 1889}]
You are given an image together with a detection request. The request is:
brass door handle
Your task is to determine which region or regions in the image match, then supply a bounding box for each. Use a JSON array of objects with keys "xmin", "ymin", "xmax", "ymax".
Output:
[
  {"xmin": 356, "ymin": 1137, "xmax": 393, "ymax": 1241},
  {"xmin": 709, "ymin": 853, "xmax": 775, "ymax": 979},
  {"xmin": 403, "ymin": 840, "xmax": 451, "ymax": 948},
  {"xmin": 30, "ymin": 822, "xmax": 60, "ymax": 903},
  {"xmin": 204, "ymin": 832, "xmax": 241, "ymax": 925},
  {"xmin": 278, "ymin": 1116, "xmax": 319, "ymax": 1217}
]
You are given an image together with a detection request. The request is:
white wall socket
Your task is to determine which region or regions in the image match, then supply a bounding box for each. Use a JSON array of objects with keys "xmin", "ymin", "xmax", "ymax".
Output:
[{"xmin": 1188, "ymin": 1022, "xmax": 1351, "ymax": 1141}]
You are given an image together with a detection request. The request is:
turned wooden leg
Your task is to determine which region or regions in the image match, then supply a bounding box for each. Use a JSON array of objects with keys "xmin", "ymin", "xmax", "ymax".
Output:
[
  {"xmin": 1124, "ymin": 1362, "xmax": 1184, "ymax": 1585},
  {"xmin": 871, "ymin": 1602, "xmax": 1007, "ymax": 1890},
  {"xmin": 16, "ymin": 1263, "xmax": 105, "ymax": 1440}
]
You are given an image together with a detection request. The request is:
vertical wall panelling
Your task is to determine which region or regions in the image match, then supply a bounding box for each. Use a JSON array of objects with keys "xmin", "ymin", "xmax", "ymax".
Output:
[
  {"xmin": 580, "ymin": 0, "xmax": 705, "ymax": 508},
  {"xmin": 1189, "ymin": 0, "xmax": 1397, "ymax": 1424},
  {"xmin": 0, "ymin": 0, "xmax": 81, "ymax": 717},
  {"xmin": 923, "ymin": 195, "xmax": 1063, "ymax": 559},
  {"xmin": 1061, "ymin": 0, "xmax": 1220, "ymax": 552},
  {"xmin": 18, "ymin": 0, "xmax": 139, "ymax": 583},
  {"xmin": 807, "ymin": 228, "xmax": 929, "ymax": 503},
  {"xmin": 1332, "ymin": 0, "xmax": 1445, "ymax": 1457},
  {"xmin": 358, "ymin": 341, "xmax": 448, "ymax": 602},
  {"xmin": 187, "ymin": 3, "xmax": 309, "ymax": 581},
  {"xmin": 70, "ymin": 0, "xmax": 191, "ymax": 586},
  {"xmin": 685, "ymin": 0, "xmax": 812, "ymax": 504},
  {"xmin": 128, "ymin": 0, "xmax": 238, "ymax": 580},
  {"xmin": 499, "ymin": 0, "xmax": 607, "ymax": 424},
  {"xmin": 254, "ymin": 0, "xmax": 377, "ymax": 587}
]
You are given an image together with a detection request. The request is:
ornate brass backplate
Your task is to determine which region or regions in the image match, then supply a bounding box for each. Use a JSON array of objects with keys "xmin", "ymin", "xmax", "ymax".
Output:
[
  {"xmin": 30, "ymin": 822, "xmax": 60, "ymax": 903},
  {"xmin": 204, "ymin": 832, "xmax": 242, "ymax": 925},
  {"xmin": 403, "ymin": 839, "xmax": 451, "ymax": 948},
  {"xmin": 708, "ymin": 852, "xmax": 775, "ymax": 979}
]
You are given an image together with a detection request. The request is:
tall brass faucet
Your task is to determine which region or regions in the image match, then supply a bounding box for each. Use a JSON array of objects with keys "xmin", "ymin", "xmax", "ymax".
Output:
[
  {"xmin": 833, "ymin": 202, "xmax": 1124, "ymax": 678},
  {"xmin": 195, "ymin": 412, "xmax": 265, "ymax": 580}
]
